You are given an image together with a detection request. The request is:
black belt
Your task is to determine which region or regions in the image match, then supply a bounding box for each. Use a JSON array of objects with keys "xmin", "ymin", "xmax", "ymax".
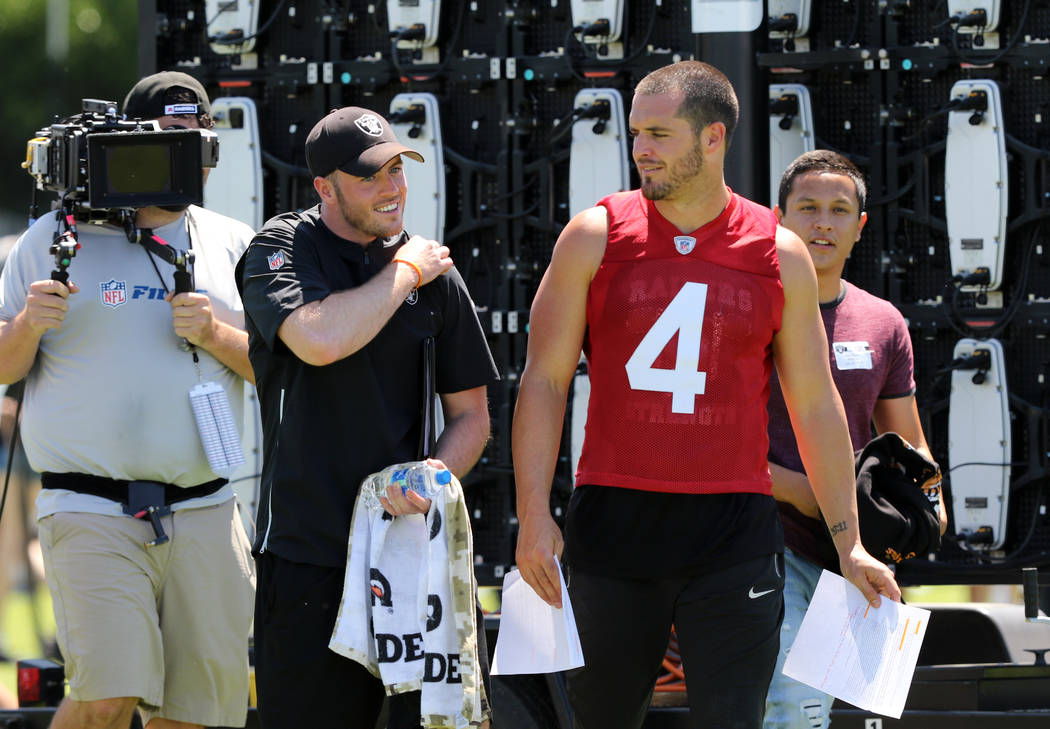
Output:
[{"xmin": 41, "ymin": 472, "xmax": 228, "ymax": 506}]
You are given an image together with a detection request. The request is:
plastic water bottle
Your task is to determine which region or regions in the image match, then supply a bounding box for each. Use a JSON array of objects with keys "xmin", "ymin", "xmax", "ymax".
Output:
[{"xmin": 360, "ymin": 461, "xmax": 452, "ymax": 515}]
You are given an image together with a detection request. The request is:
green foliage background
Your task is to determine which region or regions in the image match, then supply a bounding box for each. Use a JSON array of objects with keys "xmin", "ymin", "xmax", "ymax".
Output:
[{"xmin": 0, "ymin": 0, "xmax": 138, "ymax": 233}]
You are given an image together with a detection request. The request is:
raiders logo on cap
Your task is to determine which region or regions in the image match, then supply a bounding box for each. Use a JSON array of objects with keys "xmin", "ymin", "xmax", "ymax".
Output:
[{"xmin": 355, "ymin": 114, "xmax": 385, "ymax": 137}]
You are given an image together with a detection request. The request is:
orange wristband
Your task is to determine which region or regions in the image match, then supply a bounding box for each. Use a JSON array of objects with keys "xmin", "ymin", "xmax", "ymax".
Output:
[{"xmin": 394, "ymin": 258, "xmax": 422, "ymax": 289}]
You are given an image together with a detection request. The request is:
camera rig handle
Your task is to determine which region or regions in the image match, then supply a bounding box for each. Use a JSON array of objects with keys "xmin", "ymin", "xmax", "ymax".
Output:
[
  {"xmin": 50, "ymin": 234, "xmax": 78, "ymax": 284},
  {"xmin": 49, "ymin": 211, "xmax": 80, "ymax": 284},
  {"xmin": 173, "ymin": 267, "xmax": 193, "ymax": 295}
]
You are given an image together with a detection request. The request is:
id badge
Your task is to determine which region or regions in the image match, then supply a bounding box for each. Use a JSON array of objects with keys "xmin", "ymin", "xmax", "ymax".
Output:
[
  {"xmin": 832, "ymin": 341, "xmax": 873, "ymax": 370},
  {"xmin": 189, "ymin": 381, "xmax": 246, "ymax": 475}
]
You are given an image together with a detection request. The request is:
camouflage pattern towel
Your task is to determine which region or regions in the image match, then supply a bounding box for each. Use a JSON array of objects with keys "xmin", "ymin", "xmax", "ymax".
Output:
[{"xmin": 329, "ymin": 463, "xmax": 489, "ymax": 728}]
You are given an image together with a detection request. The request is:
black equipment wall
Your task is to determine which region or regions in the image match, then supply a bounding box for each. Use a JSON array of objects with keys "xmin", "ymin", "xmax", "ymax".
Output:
[{"xmin": 145, "ymin": 0, "xmax": 1050, "ymax": 586}]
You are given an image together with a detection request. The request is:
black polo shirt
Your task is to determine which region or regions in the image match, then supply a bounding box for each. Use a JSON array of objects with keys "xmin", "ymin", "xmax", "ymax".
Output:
[{"xmin": 236, "ymin": 206, "xmax": 499, "ymax": 567}]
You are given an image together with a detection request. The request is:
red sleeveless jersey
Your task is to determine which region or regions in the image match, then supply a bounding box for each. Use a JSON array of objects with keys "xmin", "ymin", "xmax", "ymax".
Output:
[{"xmin": 575, "ymin": 189, "xmax": 784, "ymax": 495}]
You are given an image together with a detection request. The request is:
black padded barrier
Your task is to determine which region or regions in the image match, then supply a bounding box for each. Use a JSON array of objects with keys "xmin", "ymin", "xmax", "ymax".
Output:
[{"xmin": 144, "ymin": 0, "xmax": 1050, "ymax": 585}]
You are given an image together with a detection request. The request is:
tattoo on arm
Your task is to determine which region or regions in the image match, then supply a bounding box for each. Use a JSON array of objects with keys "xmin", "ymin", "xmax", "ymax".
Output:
[{"xmin": 829, "ymin": 521, "xmax": 848, "ymax": 537}]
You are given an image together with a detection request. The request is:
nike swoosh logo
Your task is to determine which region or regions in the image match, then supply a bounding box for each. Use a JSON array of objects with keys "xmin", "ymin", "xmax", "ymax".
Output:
[{"xmin": 749, "ymin": 587, "xmax": 775, "ymax": 599}]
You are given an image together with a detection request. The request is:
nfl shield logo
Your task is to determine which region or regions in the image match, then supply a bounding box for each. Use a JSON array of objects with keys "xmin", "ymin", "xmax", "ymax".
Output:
[
  {"xmin": 267, "ymin": 250, "xmax": 285, "ymax": 270},
  {"xmin": 99, "ymin": 279, "xmax": 127, "ymax": 308},
  {"xmin": 674, "ymin": 236, "xmax": 696, "ymax": 255}
]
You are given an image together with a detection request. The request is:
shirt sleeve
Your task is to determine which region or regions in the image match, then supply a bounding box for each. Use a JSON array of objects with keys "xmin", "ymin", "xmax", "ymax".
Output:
[
  {"xmin": 0, "ymin": 215, "xmax": 55, "ymax": 322},
  {"xmin": 434, "ymin": 266, "xmax": 500, "ymax": 394},
  {"xmin": 880, "ymin": 309, "xmax": 917, "ymax": 399},
  {"xmin": 237, "ymin": 219, "xmax": 331, "ymax": 351}
]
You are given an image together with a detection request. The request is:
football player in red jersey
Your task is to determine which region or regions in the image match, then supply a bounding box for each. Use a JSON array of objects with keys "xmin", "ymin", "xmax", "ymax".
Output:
[{"xmin": 512, "ymin": 61, "xmax": 900, "ymax": 729}]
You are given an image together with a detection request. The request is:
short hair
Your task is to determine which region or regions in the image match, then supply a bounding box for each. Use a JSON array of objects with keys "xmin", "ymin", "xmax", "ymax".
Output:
[
  {"xmin": 777, "ymin": 149, "xmax": 867, "ymax": 213},
  {"xmin": 635, "ymin": 61, "xmax": 739, "ymax": 149}
]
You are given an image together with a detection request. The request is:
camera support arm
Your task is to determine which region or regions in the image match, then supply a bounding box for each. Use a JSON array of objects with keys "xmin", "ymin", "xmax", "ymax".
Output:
[
  {"xmin": 45, "ymin": 204, "xmax": 194, "ymax": 297},
  {"xmin": 43, "ymin": 202, "xmax": 194, "ymax": 300},
  {"xmin": 125, "ymin": 221, "xmax": 195, "ymax": 295}
]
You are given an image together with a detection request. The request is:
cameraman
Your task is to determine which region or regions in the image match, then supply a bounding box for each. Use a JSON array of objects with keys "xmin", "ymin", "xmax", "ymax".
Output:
[{"xmin": 0, "ymin": 72, "xmax": 256, "ymax": 729}]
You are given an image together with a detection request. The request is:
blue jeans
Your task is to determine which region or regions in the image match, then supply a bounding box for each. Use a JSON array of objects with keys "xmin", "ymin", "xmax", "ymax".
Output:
[{"xmin": 763, "ymin": 548, "xmax": 831, "ymax": 729}]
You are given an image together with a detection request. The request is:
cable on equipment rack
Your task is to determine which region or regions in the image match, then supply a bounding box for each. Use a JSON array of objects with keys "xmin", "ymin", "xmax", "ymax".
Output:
[
  {"xmin": 209, "ymin": 0, "xmax": 288, "ymax": 46},
  {"xmin": 388, "ymin": 0, "xmax": 468, "ymax": 83},
  {"xmin": 948, "ymin": 0, "xmax": 1031, "ymax": 66},
  {"xmin": 940, "ymin": 223, "xmax": 1042, "ymax": 340},
  {"xmin": 561, "ymin": 0, "xmax": 662, "ymax": 82}
]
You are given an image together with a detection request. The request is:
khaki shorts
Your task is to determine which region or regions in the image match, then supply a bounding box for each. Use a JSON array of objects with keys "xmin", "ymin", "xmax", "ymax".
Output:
[{"xmin": 38, "ymin": 499, "xmax": 256, "ymax": 726}]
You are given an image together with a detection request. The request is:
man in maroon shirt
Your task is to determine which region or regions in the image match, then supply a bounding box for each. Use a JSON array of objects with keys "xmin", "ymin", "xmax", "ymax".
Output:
[{"xmin": 763, "ymin": 150, "xmax": 948, "ymax": 729}]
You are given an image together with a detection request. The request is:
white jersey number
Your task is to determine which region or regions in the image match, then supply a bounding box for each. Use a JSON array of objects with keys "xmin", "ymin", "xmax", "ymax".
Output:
[{"xmin": 624, "ymin": 282, "xmax": 708, "ymax": 414}]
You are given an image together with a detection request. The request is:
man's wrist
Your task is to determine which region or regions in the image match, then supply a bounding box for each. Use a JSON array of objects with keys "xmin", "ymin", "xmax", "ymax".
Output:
[
  {"xmin": 191, "ymin": 316, "xmax": 221, "ymax": 350},
  {"xmin": 394, "ymin": 258, "xmax": 423, "ymax": 288},
  {"xmin": 516, "ymin": 494, "xmax": 554, "ymax": 522},
  {"xmin": 832, "ymin": 526, "xmax": 864, "ymax": 557},
  {"xmin": 14, "ymin": 309, "xmax": 45, "ymax": 340}
]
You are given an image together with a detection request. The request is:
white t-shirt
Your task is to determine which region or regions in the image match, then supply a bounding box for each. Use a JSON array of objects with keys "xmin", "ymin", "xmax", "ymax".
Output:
[{"xmin": 0, "ymin": 206, "xmax": 254, "ymax": 518}]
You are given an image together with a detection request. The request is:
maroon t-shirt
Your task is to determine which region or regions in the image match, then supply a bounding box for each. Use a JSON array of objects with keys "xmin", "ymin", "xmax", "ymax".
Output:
[{"xmin": 766, "ymin": 280, "xmax": 915, "ymax": 568}]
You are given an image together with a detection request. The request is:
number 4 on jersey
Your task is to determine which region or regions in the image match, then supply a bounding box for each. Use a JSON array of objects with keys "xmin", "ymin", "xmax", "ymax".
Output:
[{"xmin": 624, "ymin": 282, "xmax": 708, "ymax": 414}]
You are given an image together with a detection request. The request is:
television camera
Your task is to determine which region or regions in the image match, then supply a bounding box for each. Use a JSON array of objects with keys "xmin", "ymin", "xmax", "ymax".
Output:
[{"xmin": 21, "ymin": 98, "xmax": 218, "ymax": 288}]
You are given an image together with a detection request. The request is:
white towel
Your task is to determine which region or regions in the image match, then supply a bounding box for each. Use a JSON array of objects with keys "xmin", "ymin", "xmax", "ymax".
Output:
[{"xmin": 330, "ymin": 463, "xmax": 489, "ymax": 728}]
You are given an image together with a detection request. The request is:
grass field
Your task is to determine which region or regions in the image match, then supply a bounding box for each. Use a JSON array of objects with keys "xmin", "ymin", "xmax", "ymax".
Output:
[{"xmin": 0, "ymin": 584, "xmax": 56, "ymax": 702}]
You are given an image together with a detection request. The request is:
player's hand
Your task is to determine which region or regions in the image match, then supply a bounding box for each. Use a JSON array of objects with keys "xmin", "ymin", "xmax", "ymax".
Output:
[
  {"xmin": 380, "ymin": 484, "xmax": 431, "ymax": 516},
  {"xmin": 379, "ymin": 458, "xmax": 448, "ymax": 516},
  {"xmin": 394, "ymin": 234, "xmax": 453, "ymax": 286},
  {"xmin": 839, "ymin": 543, "xmax": 901, "ymax": 608},
  {"xmin": 515, "ymin": 512, "xmax": 565, "ymax": 608},
  {"xmin": 166, "ymin": 291, "xmax": 216, "ymax": 346},
  {"xmin": 22, "ymin": 279, "xmax": 79, "ymax": 335}
]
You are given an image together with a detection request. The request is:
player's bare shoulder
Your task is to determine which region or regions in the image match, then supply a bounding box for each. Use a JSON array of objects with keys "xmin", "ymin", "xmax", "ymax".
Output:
[
  {"xmin": 550, "ymin": 205, "xmax": 609, "ymax": 281},
  {"xmin": 773, "ymin": 223, "xmax": 815, "ymax": 290}
]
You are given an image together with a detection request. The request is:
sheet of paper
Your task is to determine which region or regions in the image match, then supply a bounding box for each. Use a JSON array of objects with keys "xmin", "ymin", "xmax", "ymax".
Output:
[
  {"xmin": 783, "ymin": 570, "xmax": 929, "ymax": 719},
  {"xmin": 491, "ymin": 558, "xmax": 585, "ymax": 675}
]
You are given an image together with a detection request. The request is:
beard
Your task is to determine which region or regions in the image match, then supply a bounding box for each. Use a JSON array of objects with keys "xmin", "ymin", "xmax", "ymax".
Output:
[
  {"xmin": 332, "ymin": 183, "xmax": 402, "ymax": 240},
  {"xmin": 640, "ymin": 142, "xmax": 704, "ymax": 201}
]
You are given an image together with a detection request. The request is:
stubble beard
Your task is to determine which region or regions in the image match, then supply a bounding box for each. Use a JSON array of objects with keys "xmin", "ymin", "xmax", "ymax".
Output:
[
  {"xmin": 640, "ymin": 143, "xmax": 704, "ymax": 201},
  {"xmin": 333, "ymin": 184, "xmax": 402, "ymax": 240}
]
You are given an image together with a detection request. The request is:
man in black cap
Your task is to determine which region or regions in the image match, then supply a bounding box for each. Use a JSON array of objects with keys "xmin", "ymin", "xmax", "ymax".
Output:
[
  {"xmin": 123, "ymin": 70, "xmax": 214, "ymax": 129},
  {"xmin": 237, "ymin": 107, "xmax": 498, "ymax": 728},
  {"xmin": 0, "ymin": 71, "xmax": 256, "ymax": 729}
]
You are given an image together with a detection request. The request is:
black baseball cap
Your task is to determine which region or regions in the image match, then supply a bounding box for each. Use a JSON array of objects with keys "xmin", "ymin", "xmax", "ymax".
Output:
[
  {"xmin": 305, "ymin": 107, "xmax": 423, "ymax": 179},
  {"xmin": 813, "ymin": 432, "xmax": 942, "ymax": 567},
  {"xmin": 122, "ymin": 71, "xmax": 211, "ymax": 121}
]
